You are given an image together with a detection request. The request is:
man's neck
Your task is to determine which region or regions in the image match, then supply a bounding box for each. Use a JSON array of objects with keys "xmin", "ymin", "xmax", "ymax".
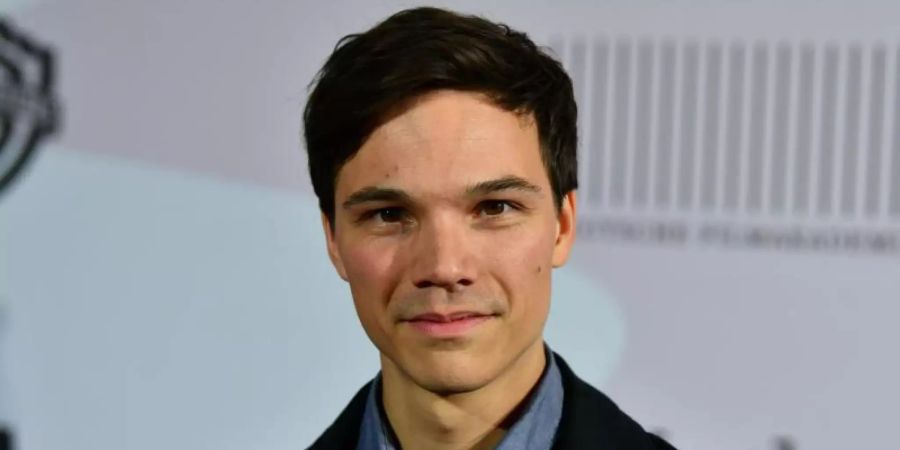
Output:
[{"xmin": 379, "ymin": 341, "xmax": 547, "ymax": 450}]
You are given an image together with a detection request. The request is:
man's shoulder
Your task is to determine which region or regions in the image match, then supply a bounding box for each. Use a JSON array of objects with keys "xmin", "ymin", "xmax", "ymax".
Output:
[
  {"xmin": 306, "ymin": 381, "xmax": 372, "ymax": 450},
  {"xmin": 552, "ymin": 352, "xmax": 677, "ymax": 450}
]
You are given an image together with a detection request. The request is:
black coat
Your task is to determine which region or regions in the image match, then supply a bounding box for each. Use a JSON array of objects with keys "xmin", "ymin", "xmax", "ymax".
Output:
[{"xmin": 307, "ymin": 353, "xmax": 677, "ymax": 450}]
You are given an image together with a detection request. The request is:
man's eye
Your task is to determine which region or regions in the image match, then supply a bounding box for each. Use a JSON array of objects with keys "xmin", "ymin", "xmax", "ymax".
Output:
[
  {"xmin": 373, "ymin": 207, "xmax": 407, "ymax": 223},
  {"xmin": 478, "ymin": 200, "xmax": 513, "ymax": 216}
]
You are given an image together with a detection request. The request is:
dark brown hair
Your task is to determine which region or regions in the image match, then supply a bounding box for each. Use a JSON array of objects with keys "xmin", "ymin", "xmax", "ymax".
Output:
[{"xmin": 303, "ymin": 7, "xmax": 578, "ymax": 225}]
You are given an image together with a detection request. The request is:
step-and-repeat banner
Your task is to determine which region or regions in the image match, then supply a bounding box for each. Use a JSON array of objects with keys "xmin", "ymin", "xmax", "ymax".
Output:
[{"xmin": 1, "ymin": 1, "xmax": 897, "ymax": 449}]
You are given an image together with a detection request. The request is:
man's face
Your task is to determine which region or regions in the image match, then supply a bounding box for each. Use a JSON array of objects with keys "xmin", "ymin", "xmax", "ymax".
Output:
[{"xmin": 323, "ymin": 90, "xmax": 576, "ymax": 394}]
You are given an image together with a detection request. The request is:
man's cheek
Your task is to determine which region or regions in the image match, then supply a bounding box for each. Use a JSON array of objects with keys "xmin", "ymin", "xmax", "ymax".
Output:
[
  {"xmin": 489, "ymin": 228, "xmax": 554, "ymax": 268},
  {"xmin": 344, "ymin": 246, "xmax": 404, "ymax": 314},
  {"xmin": 342, "ymin": 242, "xmax": 393, "ymax": 281}
]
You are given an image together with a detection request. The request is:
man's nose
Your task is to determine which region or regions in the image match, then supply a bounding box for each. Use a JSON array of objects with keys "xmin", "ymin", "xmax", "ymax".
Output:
[{"xmin": 410, "ymin": 216, "xmax": 476, "ymax": 291}]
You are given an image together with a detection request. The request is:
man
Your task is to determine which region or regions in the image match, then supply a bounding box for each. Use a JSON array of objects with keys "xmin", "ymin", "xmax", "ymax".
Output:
[{"xmin": 303, "ymin": 7, "xmax": 677, "ymax": 450}]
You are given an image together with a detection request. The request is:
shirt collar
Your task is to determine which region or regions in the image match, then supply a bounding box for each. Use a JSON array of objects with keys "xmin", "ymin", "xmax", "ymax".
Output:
[{"xmin": 357, "ymin": 346, "xmax": 564, "ymax": 450}]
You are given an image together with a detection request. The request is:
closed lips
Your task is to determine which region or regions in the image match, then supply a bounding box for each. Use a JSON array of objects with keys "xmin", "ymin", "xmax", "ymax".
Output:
[{"xmin": 408, "ymin": 312, "xmax": 493, "ymax": 322}]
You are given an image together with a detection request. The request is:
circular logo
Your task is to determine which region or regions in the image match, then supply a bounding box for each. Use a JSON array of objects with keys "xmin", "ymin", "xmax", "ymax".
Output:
[{"xmin": 0, "ymin": 18, "xmax": 57, "ymax": 198}]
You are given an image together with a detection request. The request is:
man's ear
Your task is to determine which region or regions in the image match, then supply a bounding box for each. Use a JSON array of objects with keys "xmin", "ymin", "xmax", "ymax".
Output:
[
  {"xmin": 321, "ymin": 212, "xmax": 349, "ymax": 281},
  {"xmin": 551, "ymin": 190, "xmax": 577, "ymax": 268}
]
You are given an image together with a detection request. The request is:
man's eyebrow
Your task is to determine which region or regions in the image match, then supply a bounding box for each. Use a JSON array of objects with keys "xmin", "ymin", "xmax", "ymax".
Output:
[
  {"xmin": 342, "ymin": 176, "xmax": 541, "ymax": 209},
  {"xmin": 342, "ymin": 186, "xmax": 413, "ymax": 209},
  {"xmin": 465, "ymin": 176, "xmax": 543, "ymax": 197}
]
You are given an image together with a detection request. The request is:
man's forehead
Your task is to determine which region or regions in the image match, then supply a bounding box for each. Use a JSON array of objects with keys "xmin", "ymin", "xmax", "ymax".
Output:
[
  {"xmin": 369, "ymin": 91, "xmax": 538, "ymax": 144},
  {"xmin": 333, "ymin": 90, "xmax": 547, "ymax": 201}
]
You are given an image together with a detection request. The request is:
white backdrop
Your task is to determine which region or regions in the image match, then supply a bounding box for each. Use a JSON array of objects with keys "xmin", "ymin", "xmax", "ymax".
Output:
[{"xmin": 1, "ymin": 1, "xmax": 898, "ymax": 449}]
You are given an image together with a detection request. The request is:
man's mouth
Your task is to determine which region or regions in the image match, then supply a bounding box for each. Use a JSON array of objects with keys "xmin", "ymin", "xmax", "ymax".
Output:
[{"xmin": 405, "ymin": 312, "xmax": 496, "ymax": 337}]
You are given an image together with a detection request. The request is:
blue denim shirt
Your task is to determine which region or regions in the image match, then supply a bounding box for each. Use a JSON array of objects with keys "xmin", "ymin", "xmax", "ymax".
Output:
[{"xmin": 357, "ymin": 347, "xmax": 564, "ymax": 450}]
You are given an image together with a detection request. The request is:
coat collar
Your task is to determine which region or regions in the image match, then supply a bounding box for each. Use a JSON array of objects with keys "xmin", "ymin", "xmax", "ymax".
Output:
[
  {"xmin": 307, "ymin": 352, "xmax": 676, "ymax": 450},
  {"xmin": 550, "ymin": 355, "xmax": 674, "ymax": 450}
]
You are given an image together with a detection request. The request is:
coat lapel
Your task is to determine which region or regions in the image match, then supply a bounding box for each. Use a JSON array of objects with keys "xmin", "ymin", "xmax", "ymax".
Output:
[{"xmin": 551, "ymin": 353, "xmax": 675, "ymax": 450}]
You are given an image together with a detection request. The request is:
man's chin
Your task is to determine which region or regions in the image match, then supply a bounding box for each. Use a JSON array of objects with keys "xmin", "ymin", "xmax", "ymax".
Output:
[
  {"xmin": 401, "ymin": 350, "xmax": 498, "ymax": 395},
  {"xmin": 413, "ymin": 370, "xmax": 493, "ymax": 396}
]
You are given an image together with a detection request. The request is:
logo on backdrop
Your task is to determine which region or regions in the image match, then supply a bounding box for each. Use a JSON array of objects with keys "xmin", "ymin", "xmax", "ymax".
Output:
[
  {"xmin": 552, "ymin": 36, "xmax": 900, "ymax": 255},
  {"xmin": 0, "ymin": 17, "xmax": 57, "ymax": 198}
]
